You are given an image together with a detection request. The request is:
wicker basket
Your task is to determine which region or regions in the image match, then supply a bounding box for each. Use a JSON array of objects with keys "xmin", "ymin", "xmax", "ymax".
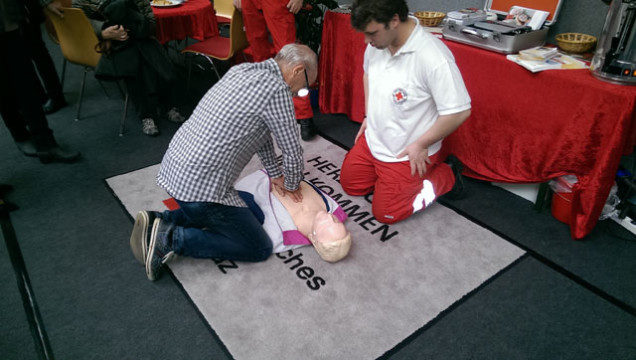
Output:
[
  {"xmin": 414, "ymin": 11, "xmax": 446, "ymax": 27},
  {"xmin": 555, "ymin": 33, "xmax": 597, "ymax": 54}
]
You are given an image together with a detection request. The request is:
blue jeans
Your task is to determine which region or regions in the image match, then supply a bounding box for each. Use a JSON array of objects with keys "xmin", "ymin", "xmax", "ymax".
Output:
[{"xmin": 160, "ymin": 200, "xmax": 272, "ymax": 262}]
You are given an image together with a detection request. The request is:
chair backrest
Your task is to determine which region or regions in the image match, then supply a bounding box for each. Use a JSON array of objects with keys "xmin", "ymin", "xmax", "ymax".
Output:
[
  {"xmin": 43, "ymin": 0, "xmax": 72, "ymax": 44},
  {"xmin": 227, "ymin": 6, "xmax": 248, "ymax": 59},
  {"xmin": 45, "ymin": 7, "xmax": 101, "ymax": 68},
  {"xmin": 214, "ymin": 0, "xmax": 234, "ymax": 21},
  {"xmin": 182, "ymin": 6, "xmax": 248, "ymax": 61}
]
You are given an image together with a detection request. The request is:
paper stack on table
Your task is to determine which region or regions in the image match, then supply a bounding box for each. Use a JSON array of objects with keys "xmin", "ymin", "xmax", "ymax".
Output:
[
  {"xmin": 518, "ymin": 46, "xmax": 558, "ymax": 61},
  {"xmin": 506, "ymin": 51, "xmax": 588, "ymax": 73}
]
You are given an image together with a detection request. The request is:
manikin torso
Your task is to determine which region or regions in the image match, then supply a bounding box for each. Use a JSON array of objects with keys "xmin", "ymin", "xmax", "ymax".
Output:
[
  {"xmin": 234, "ymin": 170, "xmax": 351, "ymax": 261},
  {"xmin": 273, "ymin": 182, "xmax": 348, "ymax": 244}
]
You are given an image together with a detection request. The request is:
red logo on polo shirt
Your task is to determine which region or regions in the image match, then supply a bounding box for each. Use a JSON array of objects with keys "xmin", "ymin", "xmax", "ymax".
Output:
[{"xmin": 392, "ymin": 88, "xmax": 407, "ymax": 104}]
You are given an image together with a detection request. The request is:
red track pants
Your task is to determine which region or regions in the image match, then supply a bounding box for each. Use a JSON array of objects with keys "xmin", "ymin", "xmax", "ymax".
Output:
[
  {"xmin": 340, "ymin": 134, "xmax": 456, "ymax": 224},
  {"xmin": 242, "ymin": 0, "xmax": 313, "ymax": 120}
]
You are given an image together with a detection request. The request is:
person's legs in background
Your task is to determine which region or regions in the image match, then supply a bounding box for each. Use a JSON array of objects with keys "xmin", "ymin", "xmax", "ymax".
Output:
[
  {"xmin": 124, "ymin": 53, "xmax": 184, "ymax": 136},
  {"xmin": 243, "ymin": 0, "xmax": 317, "ymax": 140},
  {"xmin": 262, "ymin": 0, "xmax": 316, "ymax": 140},
  {"xmin": 156, "ymin": 77, "xmax": 186, "ymax": 124},
  {"xmin": 0, "ymin": 184, "xmax": 19, "ymax": 212},
  {"xmin": 0, "ymin": 29, "xmax": 79, "ymax": 163},
  {"xmin": 0, "ymin": 30, "xmax": 53, "ymax": 154},
  {"xmin": 242, "ymin": 0, "xmax": 275, "ymax": 62},
  {"xmin": 23, "ymin": 17, "xmax": 67, "ymax": 114},
  {"xmin": 0, "ymin": 89, "xmax": 37, "ymax": 157},
  {"xmin": 293, "ymin": 95, "xmax": 316, "ymax": 140},
  {"xmin": 123, "ymin": 75, "xmax": 159, "ymax": 136}
]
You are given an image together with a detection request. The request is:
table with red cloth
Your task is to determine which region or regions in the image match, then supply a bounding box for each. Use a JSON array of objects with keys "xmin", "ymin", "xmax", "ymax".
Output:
[
  {"xmin": 318, "ymin": 11, "xmax": 636, "ymax": 239},
  {"xmin": 152, "ymin": 0, "xmax": 219, "ymax": 44}
]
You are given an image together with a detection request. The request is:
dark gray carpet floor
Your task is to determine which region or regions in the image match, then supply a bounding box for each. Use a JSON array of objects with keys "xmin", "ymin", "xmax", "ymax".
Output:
[{"xmin": 0, "ymin": 28, "xmax": 634, "ymax": 359}]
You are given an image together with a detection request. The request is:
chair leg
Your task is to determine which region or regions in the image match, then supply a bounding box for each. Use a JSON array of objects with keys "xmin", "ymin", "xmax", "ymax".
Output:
[
  {"xmin": 203, "ymin": 55, "xmax": 221, "ymax": 80},
  {"xmin": 186, "ymin": 55, "xmax": 192, "ymax": 93},
  {"xmin": 60, "ymin": 58, "xmax": 67, "ymax": 91},
  {"xmin": 119, "ymin": 91, "xmax": 129, "ymax": 137},
  {"xmin": 75, "ymin": 68, "xmax": 88, "ymax": 121},
  {"xmin": 534, "ymin": 182, "xmax": 552, "ymax": 212}
]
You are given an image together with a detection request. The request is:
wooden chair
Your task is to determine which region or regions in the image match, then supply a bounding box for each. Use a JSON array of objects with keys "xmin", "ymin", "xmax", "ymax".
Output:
[
  {"xmin": 43, "ymin": 0, "xmax": 72, "ymax": 89},
  {"xmin": 214, "ymin": 0, "xmax": 234, "ymax": 24},
  {"xmin": 45, "ymin": 7, "xmax": 129, "ymax": 136},
  {"xmin": 182, "ymin": 6, "xmax": 248, "ymax": 83}
]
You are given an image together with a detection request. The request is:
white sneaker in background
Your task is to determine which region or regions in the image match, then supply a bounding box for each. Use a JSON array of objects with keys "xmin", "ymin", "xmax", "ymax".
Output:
[
  {"xmin": 166, "ymin": 107, "xmax": 186, "ymax": 124},
  {"xmin": 142, "ymin": 118, "xmax": 159, "ymax": 136}
]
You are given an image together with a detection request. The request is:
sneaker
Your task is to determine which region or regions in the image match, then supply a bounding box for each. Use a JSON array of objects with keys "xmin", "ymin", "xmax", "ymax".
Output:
[
  {"xmin": 129, "ymin": 211, "xmax": 159, "ymax": 264},
  {"xmin": 299, "ymin": 118, "xmax": 317, "ymax": 141},
  {"xmin": 141, "ymin": 118, "xmax": 159, "ymax": 136},
  {"xmin": 445, "ymin": 155, "xmax": 466, "ymax": 200},
  {"xmin": 145, "ymin": 218, "xmax": 175, "ymax": 281},
  {"xmin": 166, "ymin": 107, "xmax": 186, "ymax": 123}
]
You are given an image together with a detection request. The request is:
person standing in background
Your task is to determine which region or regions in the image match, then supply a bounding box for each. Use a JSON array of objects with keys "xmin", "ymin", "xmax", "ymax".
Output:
[
  {"xmin": 23, "ymin": 0, "xmax": 68, "ymax": 114},
  {"xmin": 0, "ymin": 0, "xmax": 80, "ymax": 163},
  {"xmin": 233, "ymin": 0, "xmax": 318, "ymax": 141}
]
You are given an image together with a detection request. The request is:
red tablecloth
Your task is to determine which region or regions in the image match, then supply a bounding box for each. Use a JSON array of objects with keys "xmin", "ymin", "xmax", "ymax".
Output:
[
  {"xmin": 152, "ymin": 0, "xmax": 219, "ymax": 44},
  {"xmin": 318, "ymin": 11, "xmax": 636, "ymax": 239}
]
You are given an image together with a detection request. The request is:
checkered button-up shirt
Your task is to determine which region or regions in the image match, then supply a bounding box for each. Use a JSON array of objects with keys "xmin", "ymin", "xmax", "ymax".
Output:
[{"xmin": 157, "ymin": 59, "xmax": 303, "ymax": 207}]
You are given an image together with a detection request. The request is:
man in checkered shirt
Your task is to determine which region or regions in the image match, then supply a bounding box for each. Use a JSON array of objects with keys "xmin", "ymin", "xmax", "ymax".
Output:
[{"xmin": 129, "ymin": 44, "xmax": 318, "ymax": 281}]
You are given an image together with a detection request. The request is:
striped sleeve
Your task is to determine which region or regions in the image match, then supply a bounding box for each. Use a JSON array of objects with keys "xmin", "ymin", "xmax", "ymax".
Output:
[
  {"xmin": 256, "ymin": 137, "xmax": 283, "ymax": 179},
  {"xmin": 262, "ymin": 88, "xmax": 303, "ymax": 191}
]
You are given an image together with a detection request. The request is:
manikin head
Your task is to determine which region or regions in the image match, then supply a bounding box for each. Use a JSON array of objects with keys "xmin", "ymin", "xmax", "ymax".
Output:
[{"xmin": 308, "ymin": 210, "xmax": 352, "ymax": 262}]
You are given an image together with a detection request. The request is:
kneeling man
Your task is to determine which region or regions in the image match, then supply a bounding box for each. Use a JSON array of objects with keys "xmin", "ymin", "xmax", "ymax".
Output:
[
  {"xmin": 129, "ymin": 44, "xmax": 318, "ymax": 281},
  {"xmin": 341, "ymin": 0, "xmax": 472, "ymax": 224}
]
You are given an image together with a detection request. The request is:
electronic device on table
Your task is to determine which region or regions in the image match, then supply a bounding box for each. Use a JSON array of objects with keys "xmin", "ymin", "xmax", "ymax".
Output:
[
  {"xmin": 591, "ymin": 0, "xmax": 636, "ymax": 85},
  {"xmin": 443, "ymin": 0, "xmax": 563, "ymax": 54}
]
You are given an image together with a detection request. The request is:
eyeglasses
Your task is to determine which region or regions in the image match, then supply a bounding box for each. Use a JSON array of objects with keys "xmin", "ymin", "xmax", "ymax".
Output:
[{"xmin": 297, "ymin": 68, "xmax": 310, "ymax": 97}]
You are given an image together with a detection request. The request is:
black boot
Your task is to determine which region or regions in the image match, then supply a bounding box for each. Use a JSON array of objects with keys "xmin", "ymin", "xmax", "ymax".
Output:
[
  {"xmin": 299, "ymin": 118, "xmax": 317, "ymax": 141},
  {"xmin": 444, "ymin": 155, "xmax": 465, "ymax": 200},
  {"xmin": 0, "ymin": 184, "xmax": 18, "ymax": 211},
  {"xmin": 42, "ymin": 97, "xmax": 68, "ymax": 115},
  {"xmin": 15, "ymin": 139, "xmax": 37, "ymax": 157},
  {"xmin": 37, "ymin": 145, "xmax": 81, "ymax": 164}
]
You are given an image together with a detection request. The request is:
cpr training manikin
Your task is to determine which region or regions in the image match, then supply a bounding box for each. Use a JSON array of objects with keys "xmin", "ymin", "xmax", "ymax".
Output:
[{"xmin": 235, "ymin": 170, "xmax": 351, "ymax": 262}]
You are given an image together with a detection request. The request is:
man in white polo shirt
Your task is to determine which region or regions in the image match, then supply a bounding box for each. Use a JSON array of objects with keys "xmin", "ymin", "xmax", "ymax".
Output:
[{"xmin": 340, "ymin": 0, "xmax": 471, "ymax": 224}]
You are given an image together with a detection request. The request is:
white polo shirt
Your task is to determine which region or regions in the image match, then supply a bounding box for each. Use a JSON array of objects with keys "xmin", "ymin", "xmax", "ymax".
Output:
[{"xmin": 363, "ymin": 17, "xmax": 471, "ymax": 162}]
